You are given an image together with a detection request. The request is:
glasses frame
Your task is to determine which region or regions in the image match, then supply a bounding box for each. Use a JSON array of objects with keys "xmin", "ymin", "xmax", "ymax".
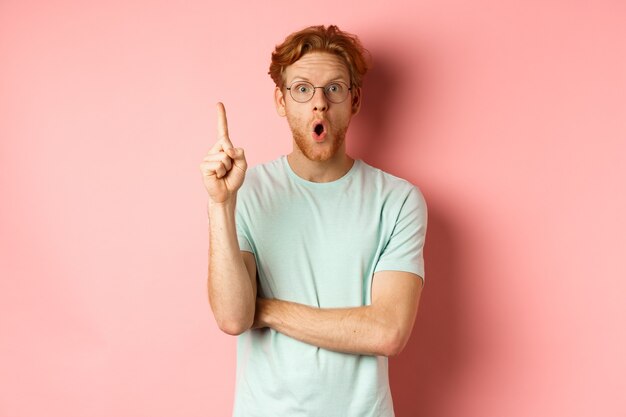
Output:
[{"xmin": 285, "ymin": 80, "xmax": 352, "ymax": 104}]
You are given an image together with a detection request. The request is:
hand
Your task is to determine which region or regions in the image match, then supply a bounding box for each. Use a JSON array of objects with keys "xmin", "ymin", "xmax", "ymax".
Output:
[{"xmin": 199, "ymin": 102, "xmax": 248, "ymax": 204}]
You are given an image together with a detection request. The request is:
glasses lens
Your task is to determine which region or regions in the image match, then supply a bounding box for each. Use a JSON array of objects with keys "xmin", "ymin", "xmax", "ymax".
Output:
[
  {"xmin": 287, "ymin": 81, "xmax": 351, "ymax": 103},
  {"xmin": 289, "ymin": 81, "xmax": 314, "ymax": 103},
  {"xmin": 324, "ymin": 82, "xmax": 349, "ymax": 103}
]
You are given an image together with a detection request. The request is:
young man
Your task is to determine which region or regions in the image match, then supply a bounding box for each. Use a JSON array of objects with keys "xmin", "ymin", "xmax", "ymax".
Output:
[{"xmin": 200, "ymin": 25, "xmax": 427, "ymax": 417}]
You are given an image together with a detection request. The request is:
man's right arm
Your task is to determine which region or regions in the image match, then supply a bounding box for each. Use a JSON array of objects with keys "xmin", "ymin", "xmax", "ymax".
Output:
[
  {"xmin": 200, "ymin": 103, "xmax": 256, "ymax": 335},
  {"xmin": 207, "ymin": 199, "xmax": 257, "ymax": 335}
]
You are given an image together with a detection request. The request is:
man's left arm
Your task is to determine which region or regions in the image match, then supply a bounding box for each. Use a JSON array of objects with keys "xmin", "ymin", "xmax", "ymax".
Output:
[{"xmin": 253, "ymin": 271, "xmax": 423, "ymax": 357}]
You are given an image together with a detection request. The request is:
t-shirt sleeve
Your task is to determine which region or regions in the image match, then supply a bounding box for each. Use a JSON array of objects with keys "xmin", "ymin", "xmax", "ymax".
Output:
[
  {"xmin": 235, "ymin": 196, "xmax": 254, "ymax": 253},
  {"xmin": 374, "ymin": 186, "xmax": 428, "ymax": 283}
]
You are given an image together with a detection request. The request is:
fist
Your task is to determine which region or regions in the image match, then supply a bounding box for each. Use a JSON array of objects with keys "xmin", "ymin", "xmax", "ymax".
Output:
[{"xmin": 199, "ymin": 102, "xmax": 247, "ymax": 204}]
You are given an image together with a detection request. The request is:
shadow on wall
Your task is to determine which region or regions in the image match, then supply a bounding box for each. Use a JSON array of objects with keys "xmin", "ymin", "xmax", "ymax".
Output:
[
  {"xmin": 353, "ymin": 48, "xmax": 468, "ymax": 417},
  {"xmin": 348, "ymin": 48, "xmax": 404, "ymax": 166},
  {"xmin": 390, "ymin": 203, "xmax": 466, "ymax": 417},
  {"xmin": 348, "ymin": 46, "xmax": 426, "ymax": 169}
]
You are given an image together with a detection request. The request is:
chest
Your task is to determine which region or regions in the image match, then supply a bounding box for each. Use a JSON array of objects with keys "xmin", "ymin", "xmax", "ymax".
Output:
[{"xmin": 247, "ymin": 192, "xmax": 395, "ymax": 306}]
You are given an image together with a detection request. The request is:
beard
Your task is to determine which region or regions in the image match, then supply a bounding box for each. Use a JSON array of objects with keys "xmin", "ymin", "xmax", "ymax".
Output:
[{"xmin": 287, "ymin": 114, "xmax": 348, "ymax": 162}]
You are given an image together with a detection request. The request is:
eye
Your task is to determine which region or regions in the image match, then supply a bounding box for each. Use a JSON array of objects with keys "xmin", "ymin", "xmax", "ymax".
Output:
[
  {"xmin": 293, "ymin": 82, "xmax": 312, "ymax": 94},
  {"xmin": 326, "ymin": 83, "xmax": 341, "ymax": 93}
]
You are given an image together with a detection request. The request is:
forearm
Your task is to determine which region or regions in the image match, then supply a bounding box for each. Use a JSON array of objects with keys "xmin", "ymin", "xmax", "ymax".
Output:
[
  {"xmin": 255, "ymin": 299, "xmax": 401, "ymax": 356},
  {"xmin": 207, "ymin": 197, "xmax": 255, "ymax": 335}
]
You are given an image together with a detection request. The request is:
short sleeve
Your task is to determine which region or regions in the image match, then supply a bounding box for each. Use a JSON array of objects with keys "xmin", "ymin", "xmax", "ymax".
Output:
[
  {"xmin": 235, "ymin": 198, "xmax": 254, "ymax": 253},
  {"xmin": 374, "ymin": 186, "xmax": 428, "ymax": 283}
]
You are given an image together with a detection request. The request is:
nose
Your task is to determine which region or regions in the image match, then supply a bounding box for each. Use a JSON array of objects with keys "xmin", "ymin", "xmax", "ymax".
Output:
[{"xmin": 311, "ymin": 87, "xmax": 328, "ymax": 112}]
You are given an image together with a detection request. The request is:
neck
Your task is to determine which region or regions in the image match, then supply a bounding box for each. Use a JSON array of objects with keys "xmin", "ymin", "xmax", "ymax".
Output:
[{"xmin": 287, "ymin": 150, "xmax": 354, "ymax": 183}]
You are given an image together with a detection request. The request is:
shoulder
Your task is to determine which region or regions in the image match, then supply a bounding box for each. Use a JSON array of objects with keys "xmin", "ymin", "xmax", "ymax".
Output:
[
  {"xmin": 356, "ymin": 160, "xmax": 426, "ymax": 208},
  {"xmin": 237, "ymin": 156, "xmax": 288, "ymax": 202},
  {"xmin": 244, "ymin": 156, "xmax": 284, "ymax": 183},
  {"xmin": 240, "ymin": 156, "xmax": 286, "ymax": 188}
]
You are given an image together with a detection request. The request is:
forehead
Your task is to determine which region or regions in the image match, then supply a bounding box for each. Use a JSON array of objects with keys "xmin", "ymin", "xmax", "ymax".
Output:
[{"xmin": 284, "ymin": 52, "xmax": 350, "ymax": 83}]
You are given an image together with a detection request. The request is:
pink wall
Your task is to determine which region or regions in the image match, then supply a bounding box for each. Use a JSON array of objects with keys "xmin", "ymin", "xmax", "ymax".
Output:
[{"xmin": 1, "ymin": 1, "xmax": 624, "ymax": 416}]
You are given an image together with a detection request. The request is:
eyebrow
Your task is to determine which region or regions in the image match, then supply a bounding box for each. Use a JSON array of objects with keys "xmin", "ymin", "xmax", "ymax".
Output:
[{"xmin": 288, "ymin": 74, "xmax": 349, "ymax": 85}]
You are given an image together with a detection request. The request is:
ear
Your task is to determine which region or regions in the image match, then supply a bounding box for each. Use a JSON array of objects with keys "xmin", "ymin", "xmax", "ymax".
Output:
[
  {"xmin": 351, "ymin": 86, "xmax": 362, "ymax": 115},
  {"xmin": 274, "ymin": 86, "xmax": 287, "ymax": 117}
]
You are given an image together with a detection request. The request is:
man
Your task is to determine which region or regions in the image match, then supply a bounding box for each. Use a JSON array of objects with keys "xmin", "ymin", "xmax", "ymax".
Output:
[{"xmin": 200, "ymin": 25, "xmax": 427, "ymax": 417}]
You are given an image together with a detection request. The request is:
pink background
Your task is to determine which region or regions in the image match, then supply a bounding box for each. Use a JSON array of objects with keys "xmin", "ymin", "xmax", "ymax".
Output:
[{"xmin": 1, "ymin": 1, "xmax": 625, "ymax": 416}]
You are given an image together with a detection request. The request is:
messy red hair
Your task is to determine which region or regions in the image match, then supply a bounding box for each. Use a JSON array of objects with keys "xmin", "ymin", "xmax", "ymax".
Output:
[{"xmin": 269, "ymin": 25, "xmax": 370, "ymax": 89}]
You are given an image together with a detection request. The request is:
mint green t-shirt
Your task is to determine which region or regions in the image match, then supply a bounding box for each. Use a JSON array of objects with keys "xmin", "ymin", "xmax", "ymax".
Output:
[{"xmin": 233, "ymin": 156, "xmax": 427, "ymax": 417}]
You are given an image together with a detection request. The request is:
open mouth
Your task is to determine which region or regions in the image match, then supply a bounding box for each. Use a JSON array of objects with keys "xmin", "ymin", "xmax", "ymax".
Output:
[{"xmin": 314, "ymin": 123, "xmax": 325, "ymax": 136}]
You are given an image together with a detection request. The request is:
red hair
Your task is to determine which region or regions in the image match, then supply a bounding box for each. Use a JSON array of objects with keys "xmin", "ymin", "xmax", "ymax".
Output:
[{"xmin": 269, "ymin": 25, "xmax": 370, "ymax": 89}]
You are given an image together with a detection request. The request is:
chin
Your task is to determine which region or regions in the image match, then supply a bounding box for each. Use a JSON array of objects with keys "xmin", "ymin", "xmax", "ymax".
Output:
[
  {"xmin": 296, "ymin": 139, "xmax": 340, "ymax": 162},
  {"xmin": 305, "ymin": 150, "xmax": 335, "ymax": 162},
  {"xmin": 292, "ymin": 129, "xmax": 347, "ymax": 163}
]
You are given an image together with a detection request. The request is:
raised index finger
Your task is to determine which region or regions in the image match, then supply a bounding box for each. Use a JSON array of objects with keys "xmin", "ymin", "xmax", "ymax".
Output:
[{"xmin": 216, "ymin": 102, "xmax": 233, "ymax": 149}]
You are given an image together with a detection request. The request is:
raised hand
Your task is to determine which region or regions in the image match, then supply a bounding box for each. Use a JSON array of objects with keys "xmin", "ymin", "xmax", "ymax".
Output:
[{"xmin": 200, "ymin": 102, "xmax": 248, "ymax": 204}]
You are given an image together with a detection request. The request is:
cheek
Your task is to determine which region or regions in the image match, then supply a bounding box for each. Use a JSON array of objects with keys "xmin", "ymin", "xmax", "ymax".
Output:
[
  {"xmin": 332, "ymin": 108, "xmax": 353, "ymax": 128},
  {"xmin": 285, "ymin": 105, "xmax": 307, "ymax": 123},
  {"xmin": 285, "ymin": 111, "xmax": 306, "ymax": 133}
]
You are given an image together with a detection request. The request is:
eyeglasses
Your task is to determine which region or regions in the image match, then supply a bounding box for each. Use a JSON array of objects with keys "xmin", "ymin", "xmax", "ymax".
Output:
[{"xmin": 286, "ymin": 80, "xmax": 352, "ymax": 104}]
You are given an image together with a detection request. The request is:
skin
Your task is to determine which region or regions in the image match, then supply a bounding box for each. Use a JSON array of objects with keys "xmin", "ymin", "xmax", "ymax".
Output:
[
  {"xmin": 200, "ymin": 52, "xmax": 423, "ymax": 356},
  {"xmin": 199, "ymin": 103, "xmax": 256, "ymax": 335},
  {"xmin": 275, "ymin": 52, "xmax": 361, "ymax": 182}
]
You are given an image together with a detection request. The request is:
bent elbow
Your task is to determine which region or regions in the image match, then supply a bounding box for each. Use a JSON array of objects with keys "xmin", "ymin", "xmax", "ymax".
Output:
[
  {"xmin": 216, "ymin": 317, "xmax": 252, "ymax": 336},
  {"xmin": 384, "ymin": 342, "xmax": 405, "ymax": 357},
  {"xmin": 381, "ymin": 328, "xmax": 409, "ymax": 357},
  {"xmin": 381, "ymin": 340, "xmax": 403, "ymax": 357}
]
